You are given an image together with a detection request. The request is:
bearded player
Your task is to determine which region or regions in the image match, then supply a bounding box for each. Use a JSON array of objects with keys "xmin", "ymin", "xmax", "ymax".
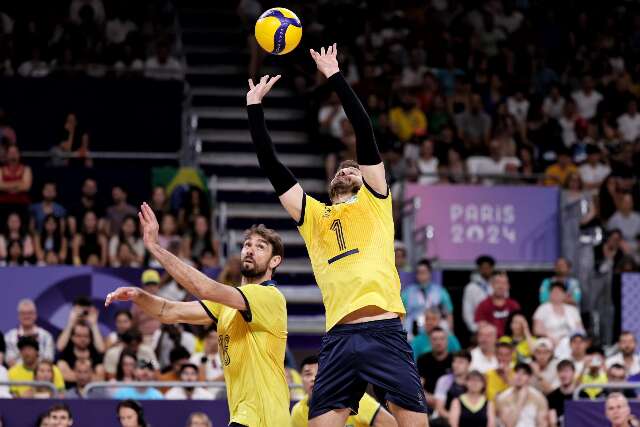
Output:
[
  {"xmin": 106, "ymin": 203, "xmax": 289, "ymax": 427},
  {"xmin": 247, "ymin": 45, "xmax": 428, "ymax": 427}
]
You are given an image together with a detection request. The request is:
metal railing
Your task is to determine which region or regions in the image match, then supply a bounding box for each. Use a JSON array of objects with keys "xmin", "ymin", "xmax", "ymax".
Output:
[
  {"xmin": 0, "ymin": 380, "xmax": 57, "ymax": 394},
  {"xmin": 20, "ymin": 151, "xmax": 180, "ymax": 161},
  {"xmin": 85, "ymin": 381, "xmax": 304, "ymax": 395},
  {"xmin": 573, "ymin": 382, "xmax": 640, "ymax": 400}
]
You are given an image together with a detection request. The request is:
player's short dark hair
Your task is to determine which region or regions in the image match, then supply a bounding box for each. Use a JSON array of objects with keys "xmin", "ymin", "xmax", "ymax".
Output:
[
  {"xmin": 549, "ymin": 281, "xmax": 566, "ymax": 293},
  {"xmin": 476, "ymin": 255, "xmax": 495, "ymax": 267},
  {"xmin": 17, "ymin": 335, "xmax": 39, "ymax": 351},
  {"xmin": 336, "ymin": 159, "xmax": 359, "ymax": 171},
  {"xmin": 244, "ymin": 224, "xmax": 284, "ymax": 262},
  {"xmin": 453, "ymin": 350, "xmax": 472, "ymax": 363},
  {"xmin": 557, "ymin": 359, "xmax": 575, "ymax": 372},
  {"xmin": 416, "ymin": 259, "xmax": 432, "ymax": 271},
  {"xmin": 47, "ymin": 403, "xmax": 72, "ymax": 419},
  {"xmin": 169, "ymin": 346, "xmax": 191, "ymax": 364},
  {"xmin": 514, "ymin": 363, "xmax": 533, "ymax": 376},
  {"xmin": 300, "ymin": 355, "xmax": 319, "ymax": 371}
]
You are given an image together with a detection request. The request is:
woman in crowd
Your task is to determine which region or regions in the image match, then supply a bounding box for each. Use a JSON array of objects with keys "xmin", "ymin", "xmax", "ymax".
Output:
[
  {"xmin": 182, "ymin": 215, "xmax": 219, "ymax": 267},
  {"xmin": 105, "ymin": 310, "xmax": 133, "ymax": 349},
  {"xmin": 108, "ymin": 215, "xmax": 144, "ymax": 267},
  {"xmin": 117, "ymin": 400, "xmax": 148, "ymax": 427},
  {"xmin": 72, "ymin": 210, "xmax": 107, "ymax": 266},
  {"xmin": 32, "ymin": 360, "xmax": 57, "ymax": 399},
  {"xmin": 502, "ymin": 311, "xmax": 536, "ymax": 363},
  {"xmin": 449, "ymin": 370, "xmax": 495, "ymax": 427},
  {"xmin": 0, "ymin": 212, "xmax": 34, "ymax": 263},
  {"xmin": 115, "ymin": 350, "xmax": 137, "ymax": 382},
  {"xmin": 33, "ymin": 214, "xmax": 68, "ymax": 265},
  {"xmin": 185, "ymin": 413, "xmax": 212, "ymax": 427}
]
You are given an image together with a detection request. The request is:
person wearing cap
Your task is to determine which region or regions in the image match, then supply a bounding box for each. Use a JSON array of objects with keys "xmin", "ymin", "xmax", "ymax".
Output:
[
  {"xmin": 607, "ymin": 331, "xmax": 640, "ymax": 376},
  {"xmin": 131, "ymin": 269, "xmax": 162, "ymax": 345},
  {"xmin": 165, "ymin": 363, "xmax": 214, "ymax": 400},
  {"xmin": 530, "ymin": 338, "xmax": 560, "ymax": 394},
  {"xmin": 106, "ymin": 203, "xmax": 289, "ymax": 427},
  {"xmin": 112, "ymin": 358, "xmax": 164, "ymax": 400}
]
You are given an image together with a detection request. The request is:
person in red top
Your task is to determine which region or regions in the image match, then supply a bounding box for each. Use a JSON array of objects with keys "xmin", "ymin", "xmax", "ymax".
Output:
[
  {"xmin": 0, "ymin": 145, "xmax": 33, "ymax": 222},
  {"xmin": 475, "ymin": 272, "xmax": 521, "ymax": 337}
]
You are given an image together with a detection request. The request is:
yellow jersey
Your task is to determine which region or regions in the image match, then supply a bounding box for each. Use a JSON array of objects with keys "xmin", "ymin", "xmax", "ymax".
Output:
[
  {"xmin": 200, "ymin": 283, "xmax": 290, "ymax": 427},
  {"xmin": 485, "ymin": 368, "xmax": 513, "ymax": 401},
  {"xmin": 8, "ymin": 363, "xmax": 65, "ymax": 396},
  {"xmin": 297, "ymin": 182, "xmax": 405, "ymax": 331},
  {"xmin": 291, "ymin": 393, "xmax": 381, "ymax": 427}
]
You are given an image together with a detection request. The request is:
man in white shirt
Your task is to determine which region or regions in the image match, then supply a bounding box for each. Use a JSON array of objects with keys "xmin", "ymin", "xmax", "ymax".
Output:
[
  {"xmin": 506, "ymin": 90, "xmax": 530, "ymax": 125},
  {"xmin": 569, "ymin": 332, "xmax": 589, "ymax": 374},
  {"xmin": 144, "ymin": 41, "xmax": 184, "ymax": 80},
  {"xmin": 542, "ymin": 85, "xmax": 565, "ymax": 120},
  {"xmin": 578, "ymin": 145, "xmax": 610, "ymax": 192},
  {"xmin": 607, "ymin": 331, "xmax": 640, "ymax": 376},
  {"xmin": 571, "ymin": 75, "xmax": 603, "ymax": 120},
  {"xmin": 165, "ymin": 363, "xmax": 214, "ymax": 400},
  {"xmin": 558, "ymin": 100, "xmax": 579, "ymax": 148},
  {"xmin": 466, "ymin": 138, "xmax": 521, "ymax": 185},
  {"xmin": 617, "ymin": 99, "xmax": 640, "ymax": 142},
  {"xmin": 496, "ymin": 363, "xmax": 549, "ymax": 427},
  {"xmin": 607, "ymin": 194, "xmax": 640, "ymax": 250},
  {"xmin": 463, "ymin": 255, "xmax": 495, "ymax": 333},
  {"xmin": 470, "ymin": 323, "xmax": 498, "ymax": 374},
  {"xmin": 4, "ymin": 299, "xmax": 54, "ymax": 366},
  {"xmin": 317, "ymin": 93, "xmax": 347, "ymax": 140}
]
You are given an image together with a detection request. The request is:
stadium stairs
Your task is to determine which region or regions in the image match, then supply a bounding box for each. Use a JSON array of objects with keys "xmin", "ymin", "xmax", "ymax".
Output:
[{"xmin": 178, "ymin": 2, "xmax": 326, "ymax": 336}]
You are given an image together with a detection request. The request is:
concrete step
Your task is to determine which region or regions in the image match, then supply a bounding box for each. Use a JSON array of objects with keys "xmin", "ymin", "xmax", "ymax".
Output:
[
  {"xmin": 199, "ymin": 151, "xmax": 320, "ymax": 167},
  {"xmin": 197, "ymin": 128, "xmax": 306, "ymax": 143},
  {"xmin": 215, "ymin": 176, "xmax": 326, "ymax": 193},
  {"xmin": 192, "ymin": 86, "xmax": 295, "ymax": 98}
]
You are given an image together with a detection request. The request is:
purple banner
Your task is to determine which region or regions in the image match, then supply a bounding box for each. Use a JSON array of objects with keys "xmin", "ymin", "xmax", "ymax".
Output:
[
  {"xmin": 565, "ymin": 400, "xmax": 640, "ymax": 427},
  {"xmin": 0, "ymin": 267, "xmax": 219, "ymax": 338},
  {"xmin": 404, "ymin": 185, "xmax": 560, "ymax": 263},
  {"xmin": 0, "ymin": 398, "xmax": 230, "ymax": 426}
]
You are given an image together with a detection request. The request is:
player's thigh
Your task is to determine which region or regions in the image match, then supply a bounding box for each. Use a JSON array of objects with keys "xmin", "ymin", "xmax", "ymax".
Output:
[
  {"xmin": 308, "ymin": 408, "xmax": 351, "ymax": 427},
  {"xmin": 387, "ymin": 401, "xmax": 429, "ymax": 427}
]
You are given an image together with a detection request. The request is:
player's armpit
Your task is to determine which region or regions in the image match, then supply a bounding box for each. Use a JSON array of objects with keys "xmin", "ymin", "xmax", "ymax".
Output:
[
  {"xmin": 278, "ymin": 183, "xmax": 304, "ymax": 223},
  {"xmin": 360, "ymin": 164, "xmax": 389, "ymax": 197}
]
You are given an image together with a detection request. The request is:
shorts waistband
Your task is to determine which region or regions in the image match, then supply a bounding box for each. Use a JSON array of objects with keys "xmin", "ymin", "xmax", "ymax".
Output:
[{"xmin": 328, "ymin": 317, "xmax": 403, "ymax": 335}]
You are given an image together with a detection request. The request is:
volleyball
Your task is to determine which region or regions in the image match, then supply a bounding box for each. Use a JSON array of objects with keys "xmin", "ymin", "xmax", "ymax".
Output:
[{"xmin": 254, "ymin": 7, "xmax": 302, "ymax": 55}]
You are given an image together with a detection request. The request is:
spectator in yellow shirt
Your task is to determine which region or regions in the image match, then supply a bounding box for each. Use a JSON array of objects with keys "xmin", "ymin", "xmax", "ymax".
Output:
[
  {"xmin": 8, "ymin": 336, "xmax": 65, "ymax": 396},
  {"xmin": 485, "ymin": 341, "xmax": 515, "ymax": 401},
  {"xmin": 389, "ymin": 94, "xmax": 427, "ymax": 142},
  {"xmin": 544, "ymin": 147, "xmax": 577, "ymax": 186}
]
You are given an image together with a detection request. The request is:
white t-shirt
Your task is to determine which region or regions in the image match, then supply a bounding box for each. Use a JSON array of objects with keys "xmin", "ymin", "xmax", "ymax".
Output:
[
  {"xmin": 507, "ymin": 97, "xmax": 530, "ymax": 124},
  {"xmin": 606, "ymin": 353, "xmax": 640, "ymax": 376},
  {"xmin": 417, "ymin": 157, "xmax": 439, "ymax": 185},
  {"xmin": 497, "ymin": 386, "xmax": 547, "ymax": 427},
  {"xmin": 318, "ymin": 105, "xmax": 347, "ymax": 139},
  {"xmin": 617, "ymin": 113, "xmax": 640, "ymax": 142},
  {"xmin": 470, "ymin": 347, "xmax": 498, "ymax": 374},
  {"xmin": 0, "ymin": 366, "xmax": 11, "ymax": 398},
  {"xmin": 165, "ymin": 386, "xmax": 214, "ymax": 400},
  {"xmin": 533, "ymin": 303, "xmax": 583, "ymax": 344},
  {"xmin": 542, "ymin": 97, "xmax": 565, "ymax": 120},
  {"xmin": 579, "ymin": 163, "xmax": 611, "ymax": 187},
  {"xmin": 106, "ymin": 19, "xmax": 137, "ymax": 44},
  {"xmin": 558, "ymin": 116, "xmax": 577, "ymax": 147},
  {"xmin": 144, "ymin": 56, "xmax": 184, "ymax": 80},
  {"xmin": 571, "ymin": 90, "xmax": 603, "ymax": 120}
]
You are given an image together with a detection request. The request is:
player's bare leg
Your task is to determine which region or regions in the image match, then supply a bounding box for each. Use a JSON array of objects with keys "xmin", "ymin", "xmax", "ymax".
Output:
[
  {"xmin": 388, "ymin": 402, "xmax": 429, "ymax": 427},
  {"xmin": 308, "ymin": 408, "xmax": 351, "ymax": 427}
]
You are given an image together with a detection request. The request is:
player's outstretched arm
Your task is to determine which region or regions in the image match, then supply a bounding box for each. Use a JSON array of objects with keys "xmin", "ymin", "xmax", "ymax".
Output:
[
  {"xmin": 138, "ymin": 203, "xmax": 246, "ymax": 310},
  {"xmin": 247, "ymin": 75, "xmax": 305, "ymax": 222},
  {"xmin": 105, "ymin": 287, "xmax": 212, "ymax": 325},
  {"xmin": 310, "ymin": 44, "xmax": 387, "ymax": 195}
]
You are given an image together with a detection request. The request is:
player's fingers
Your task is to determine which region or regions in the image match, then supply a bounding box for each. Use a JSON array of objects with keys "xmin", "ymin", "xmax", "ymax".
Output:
[
  {"xmin": 140, "ymin": 204, "xmax": 149, "ymax": 223},
  {"xmin": 266, "ymin": 74, "xmax": 281, "ymax": 90},
  {"xmin": 248, "ymin": 79, "xmax": 255, "ymax": 90},
  {"xmin": 138, "ymin": 211, "xmax": 146, "ymax": 226},
  {"xmin": 105, "ymin": 293, "xmax": 112, "ymax": 307},
  {"xmin": 260, "ymin": 75, "xmax": 269, "ymax": 86},
  {"xmin": 320, "ymin": 46, "xmax": 325, "ymax": 56},
  {"xmin": 143, "ymin": 203, "xmax": 156, "ymax": 222},
  {"xmin": 333, "ymin": 43, "xmax": 337, "ymax": 56}
]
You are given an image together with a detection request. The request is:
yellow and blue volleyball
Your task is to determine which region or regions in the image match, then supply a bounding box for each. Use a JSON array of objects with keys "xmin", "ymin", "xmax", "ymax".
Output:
[{"xmin": 254, "ymin": 7, "xmax": 302, "ymax": 55}]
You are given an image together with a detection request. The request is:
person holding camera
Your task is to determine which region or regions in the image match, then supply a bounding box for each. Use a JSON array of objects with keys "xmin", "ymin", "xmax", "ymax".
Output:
[{"xmin": 56, "ymin": 297, "xmax": 105, "ymax": 354}]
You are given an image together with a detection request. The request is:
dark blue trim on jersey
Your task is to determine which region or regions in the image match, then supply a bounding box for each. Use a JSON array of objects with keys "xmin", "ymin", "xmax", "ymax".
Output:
[
  {"xmin": 362, "ymin": 179, "xmax": 389, "ymax": 199},
  {"xmin": 198, "ymin": 301, "xmax": 218, "ymax": 330},
  {"xmin": 328, "ymin": 248, "xmax": 359, "ymax": 264},
  {"xmin": 236, "ymin": 288, "xmax": 252, "ymax": 322},
  {"xmin": 296, "ymin": 193, "xmax": 307, "ymax": 227},
  {"xmin": 370, "ymin": 405, "xmax": 382, "ymax": 426},
  {"xmin": 259, "ymin": 280, "xmax": 278, "ymax": 287}
]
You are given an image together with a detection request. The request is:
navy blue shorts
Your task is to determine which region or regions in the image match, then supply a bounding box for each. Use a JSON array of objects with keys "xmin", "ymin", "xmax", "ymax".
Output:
[{"xmin": 308, "ymin": 317, "xmax": 427, "ymax": 419}]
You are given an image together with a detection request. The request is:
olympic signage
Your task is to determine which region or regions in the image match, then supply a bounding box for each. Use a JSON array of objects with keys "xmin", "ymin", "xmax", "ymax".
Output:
[{"xmin": 404, "ymin": 184, "xmax": 560, "ymax": 264}]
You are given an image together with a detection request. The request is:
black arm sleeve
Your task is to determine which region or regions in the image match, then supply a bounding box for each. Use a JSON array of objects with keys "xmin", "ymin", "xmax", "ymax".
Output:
[
  {"xmin": 328, "ymin": 72, "xmax": 382, "ymax": 166},
  {"xmin": 247, "ymin": 104, "xmax": 298, "ymax": 196}
]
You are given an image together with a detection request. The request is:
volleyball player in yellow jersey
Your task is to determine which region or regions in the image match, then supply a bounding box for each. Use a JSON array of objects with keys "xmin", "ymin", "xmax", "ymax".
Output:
[
  {"xmin": 105, "ymin": 203, "xmax": 289, "ymax": 427},
  {"xmin": 247, "ymin": 45, "xmax": 428, "ymax": 427},
  {"xmin": 291, "ymin": 355, "xmax": 398, "ymax": 427}
]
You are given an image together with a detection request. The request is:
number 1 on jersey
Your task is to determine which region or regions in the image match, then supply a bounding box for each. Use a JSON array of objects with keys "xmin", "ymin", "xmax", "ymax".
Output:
[{"xmin": 331, "ymin": 219, "xmax": 346, "ymax": 251}]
